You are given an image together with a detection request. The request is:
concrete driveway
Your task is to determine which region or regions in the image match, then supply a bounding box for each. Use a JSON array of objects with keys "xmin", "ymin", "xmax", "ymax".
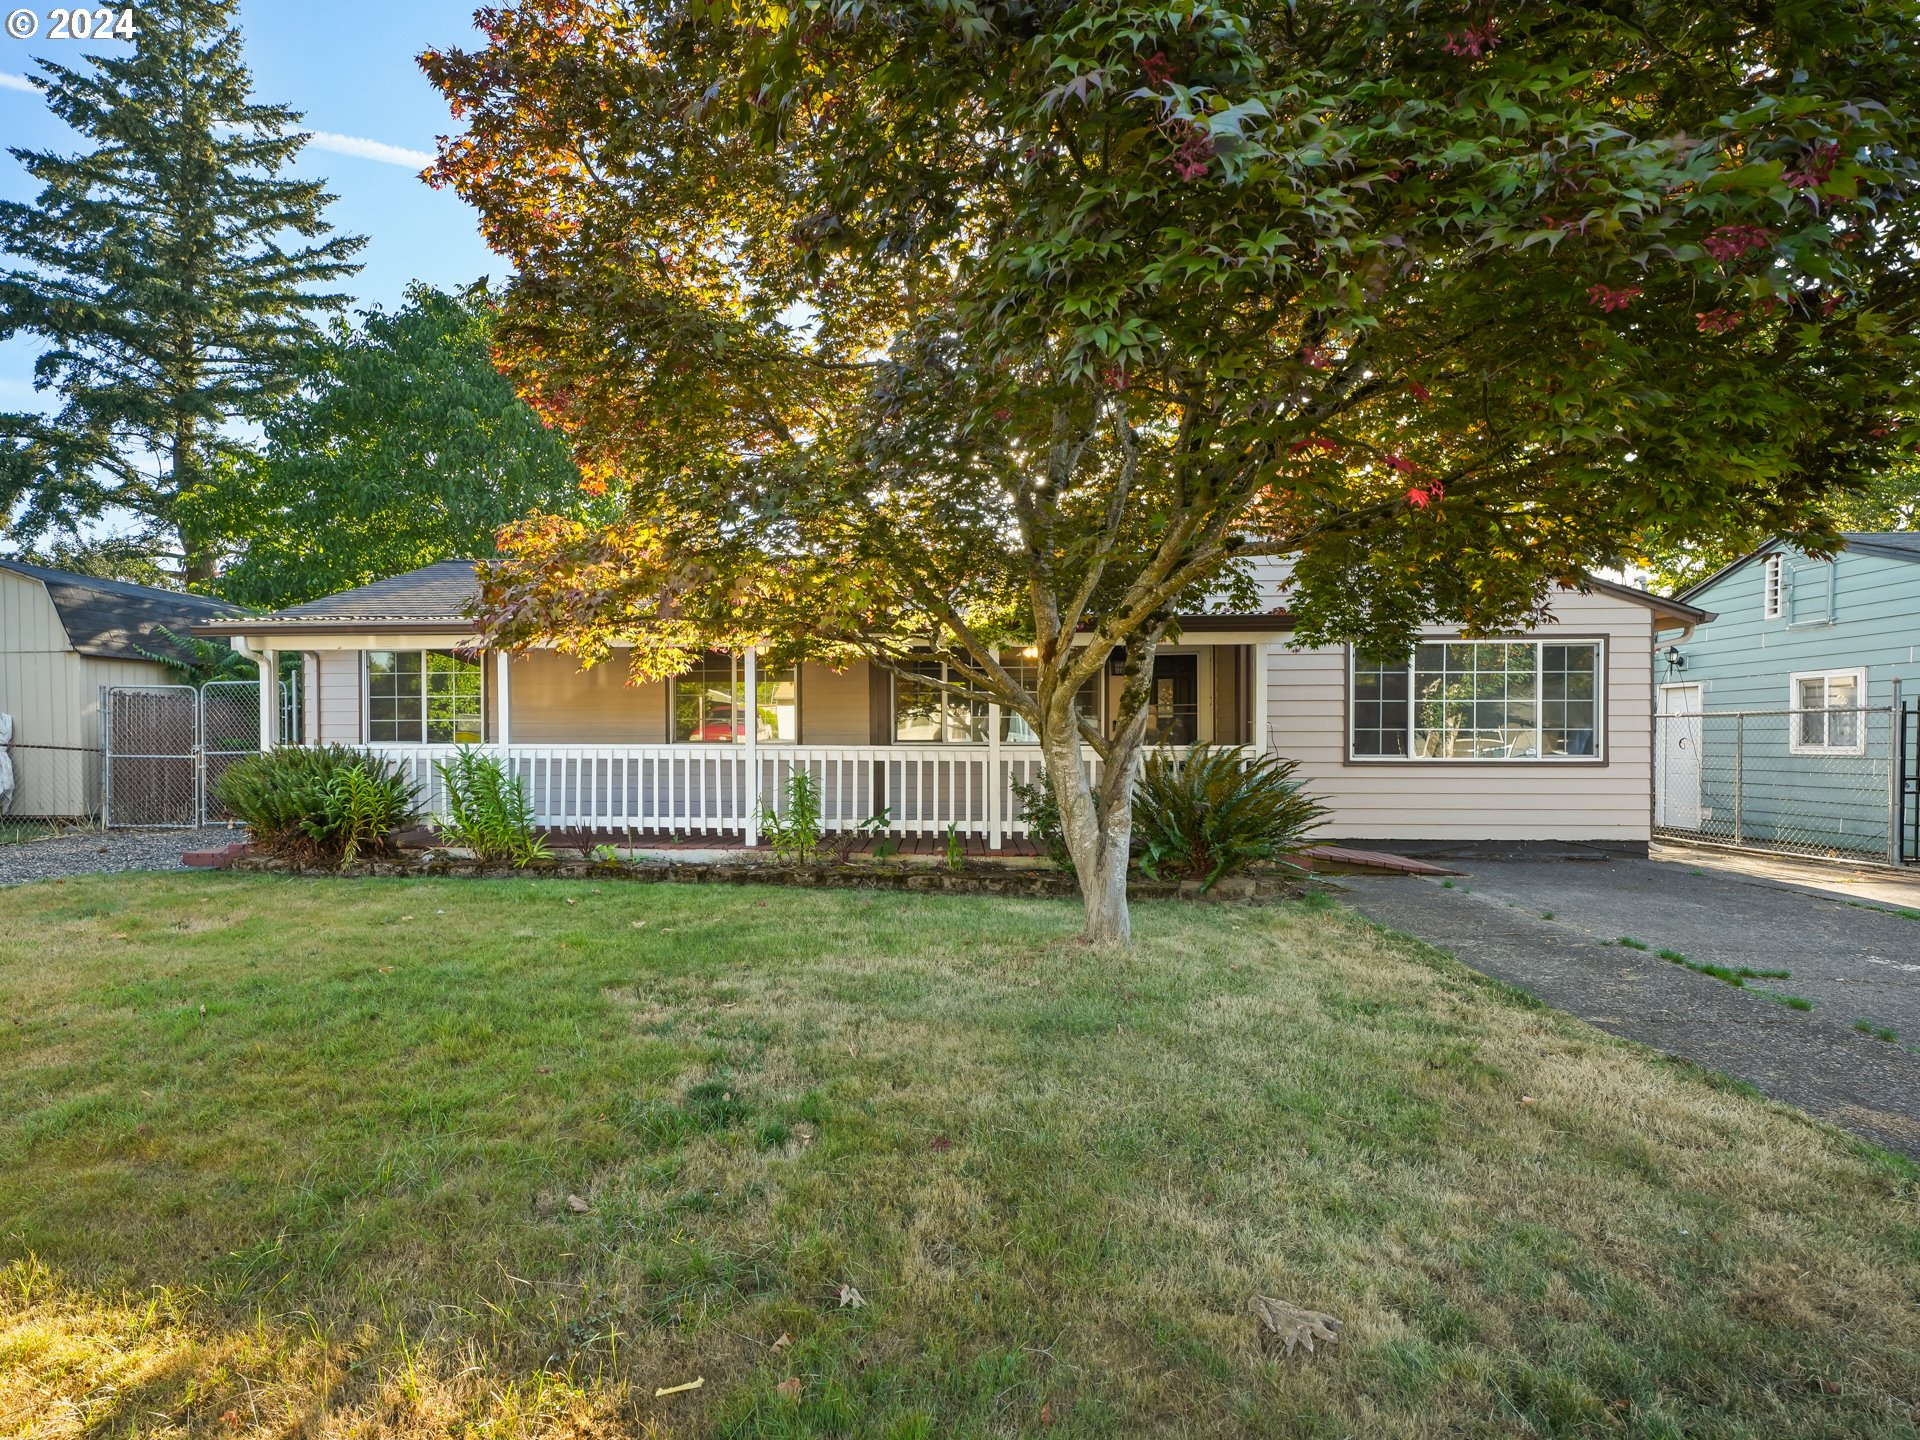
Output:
[{"xmin": 1340, "ymin": 845, "xmax": 1920, "ymax": 1158}]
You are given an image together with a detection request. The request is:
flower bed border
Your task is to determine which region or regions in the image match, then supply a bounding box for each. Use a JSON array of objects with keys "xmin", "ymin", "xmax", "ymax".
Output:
[{"xmin": 226, "ymin": 849, "xmax": 1304, "ymax": 903}]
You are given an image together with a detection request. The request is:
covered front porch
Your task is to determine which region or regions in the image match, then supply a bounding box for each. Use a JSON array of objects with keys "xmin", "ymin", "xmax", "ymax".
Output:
[{"xmin": 291, "ymin": 637, "xmax": 1275, "ymax": 845}]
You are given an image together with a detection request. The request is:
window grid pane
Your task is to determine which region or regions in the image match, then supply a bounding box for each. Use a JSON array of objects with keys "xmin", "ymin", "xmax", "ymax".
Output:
[{"xmin": 1358, "ymin": 642, "xmax": 1598, "ymax": 760}]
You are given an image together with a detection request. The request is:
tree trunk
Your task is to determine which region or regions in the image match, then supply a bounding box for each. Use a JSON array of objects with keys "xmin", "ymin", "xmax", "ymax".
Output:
[{"xmin": 1042, "ymin": 704, "xmax": 1148, "ymax": 946}]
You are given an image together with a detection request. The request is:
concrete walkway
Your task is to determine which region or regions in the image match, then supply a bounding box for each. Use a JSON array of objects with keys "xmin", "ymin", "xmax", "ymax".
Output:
[{"xmin": 1340, "ymin": 852, "xmax": 1920, "ymax": 1159}]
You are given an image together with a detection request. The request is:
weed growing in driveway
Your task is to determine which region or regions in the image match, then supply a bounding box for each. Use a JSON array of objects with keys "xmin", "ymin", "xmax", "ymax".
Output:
[
  {"xmin": 1657, "ymin": 950, "xmax": 1793, "ymax": 991},
  {"xmin": 1853, "ymin": 1022, "xmax": 1900, "ymax": 1043},
  {"xmin": 1616, "ymin": 937, "xmax": 1650, "ymax": 951},
  {"xmin": 1541, "ymin": 910, "xmax": 1555, "ymax": 920},
  {"xmin": 1754, "ymin": 990, "xmax": 1815, "ymax": 1012}
]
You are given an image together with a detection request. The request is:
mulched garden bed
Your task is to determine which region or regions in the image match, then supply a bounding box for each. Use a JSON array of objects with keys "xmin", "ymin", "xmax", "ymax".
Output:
[{"xmin": 222, "ymin": 846, "xmax": 1305, "ymax": 903}]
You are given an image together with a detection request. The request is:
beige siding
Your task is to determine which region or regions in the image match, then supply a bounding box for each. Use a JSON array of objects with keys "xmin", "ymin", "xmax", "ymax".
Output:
[
  {"xmin": 1267, "ymin": 587, "xmax": 1653, "ymax": 843},
  {"xmin": 508, "ymin": 650, "xmax": 667, "ymax": 743},
  {"xmin": 315, "ymin": 649, "xmax": 363, "ymax": 743},
  {"xmin": 799, "ymin": 662, "xmax": 870, "ymax": 743}
]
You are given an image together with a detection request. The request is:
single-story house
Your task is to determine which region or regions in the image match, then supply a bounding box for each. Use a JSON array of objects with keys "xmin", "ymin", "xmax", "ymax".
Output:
[
  {"xmin": 0, "ymin": 558, "xmax": 243, "ymax": 820},
  {"xmin": 196, "ymin": 558, "xmax": 1708, "ymax": 854},
  {"xmin": 1656, "ymin": 533, "xmax": 1920, "ymax": 862}
]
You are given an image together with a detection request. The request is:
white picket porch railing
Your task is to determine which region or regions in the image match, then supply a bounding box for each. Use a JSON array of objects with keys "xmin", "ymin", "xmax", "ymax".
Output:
[{"xmin": 369, "ymin": 743, "xmax": 1109, "ymax": 845}]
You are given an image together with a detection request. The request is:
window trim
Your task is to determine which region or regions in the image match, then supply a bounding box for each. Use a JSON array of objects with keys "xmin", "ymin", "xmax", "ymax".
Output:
[
  {"xmin": 1762, "ymin": 553, "xmax": 1784, "ymax": 620},
  {"xmin": 891, "ymin": 660, "xmax": 990, "ymax": 745},
  {"xmin": 1787, "ymin": 667, "xmax": 1868, "ymax": 757},
  {"xmin": 362, "ymin": 647, "xmax": 486, "ymax": 746},
  {"xmin": 1345, "ymin": 637, "xmax": 1608, "ymax": 765}
]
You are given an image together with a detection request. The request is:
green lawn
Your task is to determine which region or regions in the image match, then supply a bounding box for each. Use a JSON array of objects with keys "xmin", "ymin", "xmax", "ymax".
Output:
[{"xmin": 2, "ymin": 874, "xmax": 1916, "ymax": 1438}]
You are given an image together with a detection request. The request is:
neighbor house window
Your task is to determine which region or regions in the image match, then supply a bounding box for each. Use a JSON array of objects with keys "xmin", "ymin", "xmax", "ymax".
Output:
[
  {"xmin": 1350, "ymin": 641, "xmax": 1603, "ymax": 760},
  {"xmin": 671, "ymin": 652, "xmax": 797, "ymax": 743},
  {"xmin": 1762, "ymin": 553, "xmax": 1784, "ymax": 619},
  {"xmin": 894, "ymin": 661, "xmax": 988, "ymax": 742},
  {"xmin": 1789, "ymin": 668, "xmax": 1866, "ymax": 755},
  {"xmin": 999, "ymin": 660, "xmax": 1101, "ymax": 743},
  {"xmin": 367, "ymin": 649, "xmax": 484, "ymax": 744}
]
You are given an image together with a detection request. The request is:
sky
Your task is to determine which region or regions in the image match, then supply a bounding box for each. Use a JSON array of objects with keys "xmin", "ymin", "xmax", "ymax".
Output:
[{"xmin": 0, "ymin": 0, "xmax": 504, "ymax": 418}]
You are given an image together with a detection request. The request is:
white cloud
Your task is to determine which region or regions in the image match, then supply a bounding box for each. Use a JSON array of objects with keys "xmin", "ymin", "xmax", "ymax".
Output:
[
  {"xmin": 1, "ymin": 71, "xmax": 38, "ymax": 93},
  {"xmin": 305, "ymin": 130, "xmax": 434, "ymax": 170}
]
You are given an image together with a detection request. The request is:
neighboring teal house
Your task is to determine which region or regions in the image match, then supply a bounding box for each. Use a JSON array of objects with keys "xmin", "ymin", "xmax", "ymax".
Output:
[{"xmin": 1660, "ymin": 534, "xmax": 1920, "ymax": 864}]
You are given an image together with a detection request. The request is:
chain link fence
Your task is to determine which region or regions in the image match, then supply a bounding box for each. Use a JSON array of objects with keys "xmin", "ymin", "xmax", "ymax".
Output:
[
  {"xmin": 1655, "ymin": 705, "xmax": 1907, "ymax": 864},
  {"xmin": 0, "ymin": 743, "xmax": 103, "ymax": 843}
]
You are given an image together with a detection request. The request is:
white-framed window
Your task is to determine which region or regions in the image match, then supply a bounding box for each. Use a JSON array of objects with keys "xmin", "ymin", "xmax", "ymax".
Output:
[
  {"xmin": 1762, "ymin": 553, "xmax": 1784, "ymax": 619},
  {"xmin": 893, "ymin": 660, "xmax": 988, "ymax": 743},
  {"xmin": 1788, "ymin": 668, "xmax": 1867, "ymax": 755},
  {"xmin": 998, "ymin": 659, "xmax": 1101, "ymax": 744},
  {"xmin": 366, "ymin": 649, "xmax": 484, "ymax": 744},
  {"xmin": 670, "ymin": 652, "xmax": 797, "ymax": 743},
  {"xmin": 1350, "ymin": 640, "xmax": 1604, "ymax": 761}
]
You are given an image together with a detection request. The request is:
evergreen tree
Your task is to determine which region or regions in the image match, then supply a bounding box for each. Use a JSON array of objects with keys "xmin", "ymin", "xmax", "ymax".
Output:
[
  {"xmin": 0, "ymin": 0, "xmax": 366, "ymax": 585},
  {"xmin": 213, "ymin": 282, "xmax": 593, "ymax": 610}
]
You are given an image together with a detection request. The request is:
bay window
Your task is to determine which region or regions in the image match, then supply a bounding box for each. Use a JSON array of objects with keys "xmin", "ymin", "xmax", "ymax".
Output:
[
  {"xmin": 367, "ymin": 649, "xmax": 484, "ymax": 744},
  {"xmin": 1351, "ymin": 641, "xmax": 1602, "ymax": 760}
]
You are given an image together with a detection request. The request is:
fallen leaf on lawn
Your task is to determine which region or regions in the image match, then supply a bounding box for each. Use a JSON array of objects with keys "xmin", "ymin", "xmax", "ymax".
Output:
[
  {"xmin": 775, "ymin": 1376, "xmax": 802, "ymax": 1401},
  {"xmin": 378, "ymin": 966, "xmax": 393, "ymax": 974},
  {"xmin": 836, "ymin": 1284, "xmax": 865, "ymax": 1309},
  {"xmin": 400, "ymin": 915, "xmax": 414, "ymax": 922},
  {"xmin": 930, "ymin": 1136, "xmax": 953, "ymax": 1152},
  {"xmin": 1040, "ymin": 1401, "xmax": 1054, "ymax": 1425},
  {"xmin": 566, "ymin": 1194, "xmax": 592, "ymax": 1214},
  {"xmin": 565, "ymin": 898, "xmax": 577, "ymax": 906},
  {"xmin": 108, "ymin": 932, "xmax": 128, "ymax": 940},
  {"xmin": 770, "ymin": 1332, "xmax": 793, "ymax": 1351},
  {"xmin": 220, "ymin": 1412, "xmax": 241, "ymax": 1428},
  {"xmin": 632, "ymin": 920, "xmax": 648, "ymax": 929},
  {"xmin": 1249, "ymin": 1295, "xmax": 1342, "ymax": 1356},
  {"xmin": 1520, "ymin": 1095, "xmax": 1537, "ymax": 1105},
  {"xmin": 654, "ymin": 1376, "xmax": 704, "ymax": 1398},
  {"xmin": 536, "ymin": 1066, "xmax": 552, "ymax": 1075}
]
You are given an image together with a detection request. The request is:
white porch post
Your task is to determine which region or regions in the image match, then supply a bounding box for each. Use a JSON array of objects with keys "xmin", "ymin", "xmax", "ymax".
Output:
[
  {"xmin": 986, "ymin": 647, "xmax": 1003, "ymax": 850},
  {"xmin": 742, "ymin": 646, "xmax": 760, "ymax": 846},
  {"xmin": 495, "ymin": 650, "xmax": 512, "ymax": 748},
  {"xmin": 256, "ymin": 648, "xmax": 276, "ymax": 751},
  {"xmin": 1253, "ymin": 641, "xmax": 1271, "ymax": 753}
]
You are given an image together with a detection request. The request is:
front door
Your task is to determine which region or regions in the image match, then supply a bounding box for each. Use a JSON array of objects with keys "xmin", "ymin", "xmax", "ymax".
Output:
[
  {"xmin": 1656, "ymin": 683, "xmax": 1702, "ymax": 830},
  {"xmin": 1147, "ymin": 655, "xmax": 1199, "ymax": 745}
]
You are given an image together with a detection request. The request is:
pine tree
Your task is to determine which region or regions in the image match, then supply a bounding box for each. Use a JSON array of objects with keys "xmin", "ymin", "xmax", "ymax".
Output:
[{"xmin": 0, "ymin": 0, "xmax": 366, "ymax": 585}]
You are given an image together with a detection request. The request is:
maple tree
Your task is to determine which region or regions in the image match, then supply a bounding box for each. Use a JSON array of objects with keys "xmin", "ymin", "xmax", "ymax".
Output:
[{"xmin": 425, "ymin": 0, "xmax": 1919, "ymax": 942}]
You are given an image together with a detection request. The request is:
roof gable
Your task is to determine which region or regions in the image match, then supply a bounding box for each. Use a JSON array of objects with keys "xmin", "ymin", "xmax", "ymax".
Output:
[
  {"xmin": 221, "ymin": 561, "xmax": 484, "ymax": 630},
  {"xmin": 1678, "ymin": 532, "xmax": 1920, "ymax": 604},
  {"xmin": 0, "ymin": 559, "xmax": 249, "ymax": 661}
]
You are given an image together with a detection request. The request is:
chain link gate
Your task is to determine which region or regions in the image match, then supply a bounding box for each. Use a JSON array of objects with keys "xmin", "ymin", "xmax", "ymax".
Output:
[
  {"xmin": 104, "ymin": 685, "xmax": 202, "ymax": 827},
  {"xmin": 104, "ymin": 681, "xmax": 273, "ymax": 827},
  {"xmin": 201, "ymin": 679, "xmax": 264, "ymax": 822},
  {"xmin": 1654, "ymin": 704, "xmax": 1906, "ymax": 864}
]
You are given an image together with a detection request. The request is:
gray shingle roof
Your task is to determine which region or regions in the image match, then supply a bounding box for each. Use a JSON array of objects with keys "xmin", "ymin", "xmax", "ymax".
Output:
[
  {"xmin": 226, "ymin": 560, "xmax": 482, "ymax": 628},
  {"xmin": 1838, "ymin": 531, "xmax": 1920, "ymax": 564},
  {"xmin": 0, "ymin": 558, "xmax": 249, "ymax": 662}
]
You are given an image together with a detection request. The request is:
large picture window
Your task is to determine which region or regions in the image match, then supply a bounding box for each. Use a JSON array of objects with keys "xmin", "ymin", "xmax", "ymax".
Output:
[
  {"xmin": 894, "ymin": 661, "xmax": 988, "ymax": 743},
  {"xmin": 367, "ymin": 650, "xmax": 484, "ymax": 744},
  {"xmin": 1351, "ymin": 641, "xmax": 1602, "ymax": 760},
  {"xmin": 671, "ymin": 653, "xmax": 797, "ymax": 743}
]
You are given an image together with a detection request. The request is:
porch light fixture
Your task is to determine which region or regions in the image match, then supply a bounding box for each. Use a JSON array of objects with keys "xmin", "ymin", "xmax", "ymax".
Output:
[{"xmin": 1664, "ymin": 645, "xmax": 1686, "ymax": 677}]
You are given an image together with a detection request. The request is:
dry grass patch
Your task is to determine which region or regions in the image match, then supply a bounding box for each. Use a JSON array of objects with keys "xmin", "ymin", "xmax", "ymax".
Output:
[{"xmin": 0, "ymin": 874, "xmax": 1916, "ymax": 1438}]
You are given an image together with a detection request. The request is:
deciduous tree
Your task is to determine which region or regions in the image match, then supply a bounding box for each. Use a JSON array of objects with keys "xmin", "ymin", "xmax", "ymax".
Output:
[
  {"xmin": 425, "ymin": 0, "xmax": 1920, "ymax": 942},
  {"xmin": 214, "ymin": 282, "xmax": 593, "ymax": 609}
]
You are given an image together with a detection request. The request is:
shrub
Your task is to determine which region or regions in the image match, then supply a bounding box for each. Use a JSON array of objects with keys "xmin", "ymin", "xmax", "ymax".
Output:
[
  {"xmin": 1131, "ymin": 746, "xmax": 1327, "ymax": 890},
  {"xmin": 763, "ymin": 769, "xmax": 823, "ymax": 863},
  {"xmin": 434, "ymin": 748, "xmax": 550, "ymax": 866},
  {"xmin": 1009, "ymin": 769, "xmax": 1074, "ymax": 873},
  {"xmin": 214, "ymin": 745, "xmax": 418, "ymax": 865}
]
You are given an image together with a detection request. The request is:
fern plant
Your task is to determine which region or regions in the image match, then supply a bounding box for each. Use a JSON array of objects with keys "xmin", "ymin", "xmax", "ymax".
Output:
[
  {"xmin": 1009, "ymin": 769, "xmax": 1074, "ymax": 873},
  {"xmin": 762, "ymin": 769, "xmax": 823, "ymax": 863},
  {"xmin": 213, "ymin": 746, "xmax": 417, "ymax": 865},
  {"xmin": 1132, "ymin": 746, "xmax": 1328, "ymax": 890},
  {"xmin": 434, "ymin": 748, "xmax": 551, "ymax": 866}
]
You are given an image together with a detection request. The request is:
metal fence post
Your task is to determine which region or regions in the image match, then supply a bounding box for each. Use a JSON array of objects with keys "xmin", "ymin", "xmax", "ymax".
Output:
[
  {"xmin": 1891, "ymin": 681, "xmax": 1904, "ymax": 867},
  {"xmin": 1733, "ymin": 712, "xmax": 1744, "ymax": 847}
]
